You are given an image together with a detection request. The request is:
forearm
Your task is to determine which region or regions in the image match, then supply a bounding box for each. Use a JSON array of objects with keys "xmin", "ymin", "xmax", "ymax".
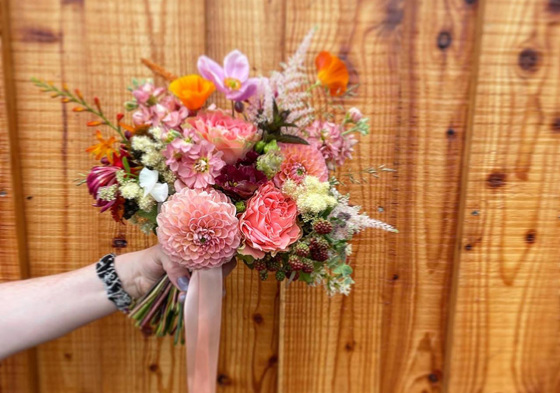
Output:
[
  {"xmin": 0, "ymin": 262, "xmax": 114, "ymax": 359},
  {"xmin": 0, "ymin": 251, "xmax": 152, "ymax": 360}
]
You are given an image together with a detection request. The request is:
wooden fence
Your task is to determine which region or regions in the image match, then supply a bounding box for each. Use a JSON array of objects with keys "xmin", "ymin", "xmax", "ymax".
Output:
[{"xmin": 1, "ymin": 0, "xmax": 560, "ymax": 392}]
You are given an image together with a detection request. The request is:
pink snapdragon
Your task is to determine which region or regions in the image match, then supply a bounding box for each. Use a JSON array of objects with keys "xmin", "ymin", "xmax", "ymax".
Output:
[{"xmin": 305, "ymin": 120, "xmax": 357, "ymax": 169}]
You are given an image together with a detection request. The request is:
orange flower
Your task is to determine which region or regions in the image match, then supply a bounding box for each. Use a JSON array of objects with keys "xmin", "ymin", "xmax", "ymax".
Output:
[
  {"xmin": 169, "ymin": 75, "xmax": 215, "ymax": 111},
  {"xmin": 315, "ymin": 51, "xmax": 349, "ymax": 97},
  {"xmin": 86, "ymin": 130, "xmax": 117, "ymax": 164}
]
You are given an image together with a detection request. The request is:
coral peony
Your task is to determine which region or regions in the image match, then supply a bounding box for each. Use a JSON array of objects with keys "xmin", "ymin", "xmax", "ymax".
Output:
[
  {"xmin": 157, "ymin": 188, "xmax": 241, "ymax": 269},
  {"xmin": 187, "ymin": 111, "xmax": 261, "ymax": 165},
  {"xmin": 239, "ymin": 182, "xmax": 301, "ymax": 259},
  {"xmin": 273, "ymin": 143, "xmax": 328, "ymax": 188}
]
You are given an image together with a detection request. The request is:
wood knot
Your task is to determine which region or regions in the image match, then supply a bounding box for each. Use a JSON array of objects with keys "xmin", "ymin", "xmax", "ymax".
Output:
[
  {"xmin": 465, "ymin": 243, "xmax": 473, "ymax": 251},
  {"xmin": 345, "ymin": 340, "xmax": 356, "ymax": 351},
  {"xmin": 525, "ymin": 230, "xmax": 536, "ymax": 244},
  {"xmin": 465, "ymin": 0, "xmax": 477, "ymax": 4},
  {"xmin": 428, "ymin": 371, "xmax": 441, "ymax": 383},
  {"xmin": 518, "ymin": 49, "xmax": 539, "ymax": 72},
  {"xmin": 22, "ymin": 27, "xmax": 60, "ymax": 43},
  {"xmin": 446, "ymin": 128, "xmax": 456, "ymax": 138},
  {"xmin": 112, "ymin": 237, "xmax": 127, "ymax": 248},
  {"xmin": 487, "ymin": 172, "xmax": 506, "ymax": 188},
  {"xmin": 217, "ymin": 374, "xmax": 232, "ymax": 386},
  {"xmin": 64, "ymin": 353, "xmax": 72, "ymax": 360},
  {"xmin": 437, "ymin": 31, "xmax": 452, "ymax": 50},
  {"xmin": 552, "ymin": 117, "xmax": 560, "ymax": 132},
  {"xmin": 252, "ymin": 313, "xmax": 263, "ymax": 324},
  {"xmin": 149, "ymin": 363, "xmax": 158, "ymax": 372},
  {"xmin": 392, "ymin": 274, "xmax": 399, "ymax": 281},
  {"xmin": 549, "ymin": 0, "xmax": 560, "ymax": 13},
  {"xmin": 268, "ymin": 355, "xmax": 278, "ymax": 366},
  {"xmin": 26, "ymin": 195, "xmax": 33, "ymax": 200}
]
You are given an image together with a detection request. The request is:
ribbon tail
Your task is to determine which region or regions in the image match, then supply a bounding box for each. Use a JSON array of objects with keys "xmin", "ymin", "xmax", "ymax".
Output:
[{"xmin": 184, "ymin": 268, "xmax": 223, "ymax": 393}]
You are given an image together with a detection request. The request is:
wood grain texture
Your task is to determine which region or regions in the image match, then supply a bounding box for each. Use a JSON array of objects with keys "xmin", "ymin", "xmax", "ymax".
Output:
[
  {"xmin": 445, "ymin": 0, "xmax": 560, "ymax": 390},
  {"xmin": 279, "ymin": 0, "xmax": 480, "ymax": 392},
  {"xmin": 0, "ymin": 0, "xmax": 36, "ymax": 391},
  {"xmin": 6, "ymin": 0, "xmax": 203, "ymax": 391},
  {"xmin": 2, "ymin": 0, "xmax": 560, "ymax": 392},
  {"xmin": 204, "ymin": 1, "xmax": 284, "ymax": 392}
]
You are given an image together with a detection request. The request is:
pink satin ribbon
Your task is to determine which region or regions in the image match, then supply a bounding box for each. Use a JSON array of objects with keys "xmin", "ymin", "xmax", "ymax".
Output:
[{"xmin": 184, "ymin": 268, "xmax": 223, "ymax": 393}]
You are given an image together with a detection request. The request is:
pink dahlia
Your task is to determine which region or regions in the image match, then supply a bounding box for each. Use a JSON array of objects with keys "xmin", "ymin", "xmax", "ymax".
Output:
[
  {"xmin": 273, "ymin": 143, "xmax": 329, "ymax": 188},
  {"xmin": 239, "ymin": 182, "xmax": 301, "ymax": 259},
  {"xmin": 157, "ymin": 188, "xmax": 241, "ymax": 269},
  {"xmin": 187, "ymin": 111, "xmax": 261, "ymax": 165},
  {"xmin": 174, "ymin": 140, "xmax": 226, "ymax": 189},
  {"xmin": 305, "ymin": 120, "xmax": 357, "ymax": 169}
]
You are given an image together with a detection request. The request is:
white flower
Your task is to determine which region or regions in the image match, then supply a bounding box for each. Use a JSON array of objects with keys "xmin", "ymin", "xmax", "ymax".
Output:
[{"xmin": 139, "ymin": 167, "xmax": 169, "ymax": 202}]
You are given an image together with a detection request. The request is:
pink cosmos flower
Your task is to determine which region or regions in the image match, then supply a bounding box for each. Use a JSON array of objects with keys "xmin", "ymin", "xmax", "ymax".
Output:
[
  {"xmin": 239, "ymin": 182, "xmax": 301, "ymax": 259},
  {"xmin": 174, "ymin": 140, "xmax": 226, "ymax": 189},
  {"xmin": 187, "ymin": 111, "xmax": 260, "ymax": 164},
  {"xmin": 197, "ymin": 50, "xmax": 258, "ymax": 101},
  {"xmin": 157, "ymin": 187, "xmax": 241, "ymax": 269},
  {"xmin": 306, "ymin": 120, "xmax": 357, "ymax": 169},
  {"xmin": 273, "ymin": 143, "xmax": 329, "ymax": 188}
]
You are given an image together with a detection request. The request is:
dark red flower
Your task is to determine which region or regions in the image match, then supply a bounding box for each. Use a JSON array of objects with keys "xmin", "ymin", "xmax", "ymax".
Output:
[{"xmin": 215, "ymin": 164, "xmax": 267, "ymax": 199}]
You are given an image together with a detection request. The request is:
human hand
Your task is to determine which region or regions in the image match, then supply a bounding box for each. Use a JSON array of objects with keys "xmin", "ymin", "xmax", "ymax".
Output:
[{"xmin": 115, "ymin": 245, "xmax": 237, "ymax": 299}]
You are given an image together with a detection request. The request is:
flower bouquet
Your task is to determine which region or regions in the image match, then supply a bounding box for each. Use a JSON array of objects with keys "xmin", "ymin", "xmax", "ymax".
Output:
[{"xmin": 33, "ymin": 29, "xmax": 396, "ymax": 393}]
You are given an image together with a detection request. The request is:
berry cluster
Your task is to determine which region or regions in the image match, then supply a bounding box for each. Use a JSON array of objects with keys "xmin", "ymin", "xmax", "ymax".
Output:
[{"xmin": 248, "ymin": 217, "xmax": 337, "ymax": 283}]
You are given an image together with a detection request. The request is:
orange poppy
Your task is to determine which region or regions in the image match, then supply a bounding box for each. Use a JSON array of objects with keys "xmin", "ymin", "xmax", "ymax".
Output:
[
  {"xmin": 315, "ymin": 51, "xmax": 349, "ymax": 97},
  {"xmin": 86, "ymin": 130, "xmax": 117, "ymax": 164},
  {"xmin": 169, "ymin": 75, "xmax": 215, "ymax": 111}
]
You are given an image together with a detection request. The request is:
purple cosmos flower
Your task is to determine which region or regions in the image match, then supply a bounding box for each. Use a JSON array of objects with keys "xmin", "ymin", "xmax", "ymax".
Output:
[{"xmin": 197, "ymin": 50, "xmax": 258, "ymax": 102}]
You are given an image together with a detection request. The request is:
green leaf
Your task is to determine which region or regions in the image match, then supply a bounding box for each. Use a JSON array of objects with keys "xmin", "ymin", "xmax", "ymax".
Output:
[
  {"xmin": 122, "ymin": 156, "xmax": 131, "ymax": 174},
  {"xmin": 136, "ymin": 204, "xmax": 158, "ymax": 223},
  {"xmin": 332, "ymin": 264, "xmax": 353, "ymax": 276},
  {"xmin": 299, "ymin": 272, "xmax": 313, "ymax": 284},
  {"xmin": 274, "ymin": 134, "xmax": 309, "ymax": 145}
]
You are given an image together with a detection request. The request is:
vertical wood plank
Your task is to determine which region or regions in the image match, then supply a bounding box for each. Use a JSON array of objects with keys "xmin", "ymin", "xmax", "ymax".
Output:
[
  {"xmin": 0, "ymin": 0, "xmax": 36, "ymax": 391},
  {"xmin": 445, "ymin": 0, "xmax": 560, "ymax": 391},
  {"xmin": 279, "ymin": 0, "xmax": 481, "ymax": 392},
  {"xmin": 203, "ymin": 1, "xmax": 284, "ymax": 392},
  {"xmin": 6, "ymin": 0, "xmax": 202, "ymax": 391}
]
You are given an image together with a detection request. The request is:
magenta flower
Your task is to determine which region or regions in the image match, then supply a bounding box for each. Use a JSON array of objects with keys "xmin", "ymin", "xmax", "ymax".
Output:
[
  {"xmin": 86, "ymin": 165, "xmax": 119, "ymax": 212},
  {"xmin": 197, "ymin": 50, "xmax": 258, "ymax": 102}
]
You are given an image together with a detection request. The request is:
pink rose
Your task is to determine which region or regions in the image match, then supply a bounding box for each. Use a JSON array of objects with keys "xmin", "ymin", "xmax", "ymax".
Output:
[
  {"xmin": 187, "ymin": 111, "xmax": 261, "ymax": 164},
  {"xmin": 239, "ymin": 182, "xmax": 301, "ymax": 259}
]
